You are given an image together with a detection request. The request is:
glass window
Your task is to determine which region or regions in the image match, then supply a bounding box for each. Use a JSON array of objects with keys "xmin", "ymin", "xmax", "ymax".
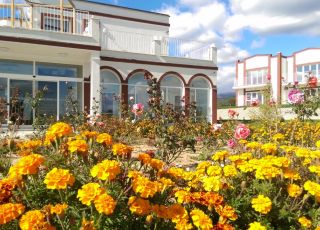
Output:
[
  {"xmin": 246, "ymin": 69, "xmax": 268, "ymax": 85},
  {"xmin": 190, "ymin": 77, "xmax": 211, "ymax": 121},
  {"xmin": 0, "ymin": 59, "xmax": 33, "ymax": 75},
  {"xmin": 59, "ymin": 81, "xmax": 82, "ymax": 118},
  {"xmin": 36, "ymin": 81, "xmax": 57, "ymax": 119},
  {"xmin": 0, "ymin": 78, "xmax": 8, "ymax": 124},
  {"xmin": 44, "ymin": 16, "xmax": 72, "ymax": 33},
  {"xmin": 36, "ymin": 63, "xmax": 82, "ymax": 78},
  {"xmin": 128, "ymin": 73, "xmax": 149, "ymax": 107},
  {"xmin": 161, "ymin": 75, "xmax": 183, "ymax": 109},
  {"xmin": 246, "ymin": 91, "xmax": 264, "ymax": 106},
  {"xmin": 101, "ymin": 71, "xmax": 120, "ymax": 116}
]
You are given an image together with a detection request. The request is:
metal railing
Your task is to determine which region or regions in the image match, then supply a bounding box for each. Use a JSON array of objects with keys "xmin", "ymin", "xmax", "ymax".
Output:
[
  {"xmin": 0, "ymin": 3, "xmax": 91, "ymax": 36},
  {"xmin": 102, "ymin": 29, "xmax": 213, "ymax": 60}
]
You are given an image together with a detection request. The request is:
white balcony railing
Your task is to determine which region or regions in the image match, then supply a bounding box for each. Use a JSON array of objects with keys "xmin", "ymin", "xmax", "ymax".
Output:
[
  {"xmin": 102, "ymin": 29, "xmax": 215, "ymax": 61},
  {"xmin": 233, "ymin": 78, "xmax": 269, "ymax": 88},
  {"xmin": 0, "ymin": 3, "xmax": 91, "ymax": 36}
]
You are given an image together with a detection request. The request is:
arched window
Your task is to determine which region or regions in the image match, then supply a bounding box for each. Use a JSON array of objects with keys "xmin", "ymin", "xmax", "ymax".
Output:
[
  {"xmin": 100, "ymin": 70, "xmax": 121, "ymax": 116},
  {"xmin": 190, "ymin": 77, "xmax": 212, "ymax": 121},
  {"xmin": 128, "ymin": 72, "xmax": 149, "ymax": 107},
  {"xmin": 160, "ymin": 75, "xmax": 183, "ymax": 110}
]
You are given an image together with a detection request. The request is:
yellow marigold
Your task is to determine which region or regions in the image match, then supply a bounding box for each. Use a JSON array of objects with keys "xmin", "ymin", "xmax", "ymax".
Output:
[
  {"xmin": 149, "ymin": 158, "xmax": 165, "ymax": 171},
  {"xmin": 309, "ymin": 165, "xmax": 320, "ymax": 176},
  {"xmin": 18, "ymin": 140, "xmax": 42, "ymax": 150},
  {"xmin": 94, "ymin": 193, "xmax": 116, "ymax": 215},
  {"xmin": 167, "ymin": 167, "xmax": 187, "ymax": 180},
  {"xmin": 248, "ymin": 222, "xmax": 266, "ymax": 230},
  {"xmin": 202, "ymin": 176, "xmax": 221, "ymax": 192},
  {"xmin": 223, "ymin": 165, "xmax": 238, "ymax": 177},
  {"xmin": 295, "ymin": 148, "xmax": 311, "ymax": 158},
  {"xmin": 255, "ymin": 165, "xmax": 281, "ymax": 180},
  {"xmin": 0, "ymin": 203, "xmax": 25, "ymax": 225},
  {"xmin": 96, "ymin": 133, "xmax": 112, "ymax": 146},
  {"xmin": 44, "ymin": 168, "xmax": 75, "ymax": 190},
  {"xmin": 91, "ymin": 160, "xmax": 121, "ymax": 181},
  {"xmin": 112, "ymin": 143, "xmax": 133, "ymax": 157},
  {"xmin": 251, "ymin": 195, "xmax": 272, "ymax": 214},
  {"xmin": 128, "ymin": 196, "xmax": 151, "ymax": 216},
  {"xmin": 159, "ymin": 177, "xmax": 175, "ymax": 190},
  {"xmin": 212, "ymin": 150, "xmax": 229, "ymax": 161},
  {"xmin": 207, "ymin": 165, "xmax": 222, "ymax": 176},
  {"xmin": 261, "ymin": 143, "xmax": 277, "ymax": 154},
  {"xmin": 44, "ymin": 131, "xmax": 57, "ymax": 145},
  {"xmin": 316, "ymin": 140, "xmax": 320, "ymax": 148},
  {"xmin": 310, "ymin": 150, "xmax": 320, "ymax": 159},
  {"xmin": 80, "ymin": 218, "xmax": 96, "ymax": 230},
  {"xmin": 298, "ymin": 216, "xmax": 312, "ymax": 228},
  {"xmin": 272, "ymin": 133, "xmax": 285, "ymax": 141},
  {"xmin": 175, "ymin": 190, "xmax": 190, "ymax": 203},
  {"xmin": 132, "ymin": 175, "xmax": 161, "ymax": 198},
  {"xmin": 47, "ymin": 122, "xmax": 73, "ymax": 138},
  {"xmin": 9, "ymin": 154, "xmax": 45, "ymax": 176},
  {"xmin": 19, "ymin": 210, "xmax": 55, "ymax": 230},
  {"xmin": 67, "ymin": 139, "xmax": 88, "ymax": 154},
  {"xmin": 138, "ymin": 153, "xmax": 152, "ymax": 165},
  {"xmin": 283, "ymin": 168, "xmax": 301, "ymax": 180},
  {"xmin": 246, "ymin": 141, "xmax": 261, "ymax": 150},
  {"xmin": 190, "ymin": 209, "xmax": 213, "ymax": 230},
  {"xmin": 287, "ymin": 184, "xmax": 302, "ymax": 198},
  {"xmin": 304, "ymin": 180, "xmax": 320, "ymax": 196},
  {"xmin": 77, "ymin": 183, "xmax": 105, "ymax": 206},
  {"xmin": 44, "ymin": 203, "xmax": 68, "ymax": 216},
  {"xmin": 81, "ymin": 130, "xmax": 98, "ymax": 139}
]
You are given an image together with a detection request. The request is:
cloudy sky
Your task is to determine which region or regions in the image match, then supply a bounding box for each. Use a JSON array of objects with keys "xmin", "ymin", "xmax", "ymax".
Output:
[{"xmin": 96, "ymin": 0, "xmax": 320, "ymax": 94}]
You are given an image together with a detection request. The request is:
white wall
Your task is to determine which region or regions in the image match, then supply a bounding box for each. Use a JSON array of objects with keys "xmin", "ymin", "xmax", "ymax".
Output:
[
  {"xmin": 287, "ymin": 57, "xmax": 294, "ymax": 83},
  {"xmin": 295, "ymin": 49, "xmax": 320, "ymax": 65},
  {"xmin": 238, "ymin": 63, "xmax": 244, "ymax": 86},
  {"xmin": 270, "ymin": 56, "xmax": 278, "ymax": 100},
  {"xmin": 246, "ymin": 55, "xmax": 269, "ymax": 69}
]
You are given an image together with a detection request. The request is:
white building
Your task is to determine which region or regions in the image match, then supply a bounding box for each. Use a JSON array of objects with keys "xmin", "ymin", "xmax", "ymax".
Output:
[
  {"xmin": 0, "ymin": 0, "xmax": 218, "ymax": 126},
  {"xmin": 233, "ymin": 48, "xmax": 320, "ymax": 106}
]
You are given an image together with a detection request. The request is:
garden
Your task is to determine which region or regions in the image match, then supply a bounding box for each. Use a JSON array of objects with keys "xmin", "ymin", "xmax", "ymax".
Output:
[{"xmin": 1, "ymin": 74, "xmax": 320, "ymax": 229}]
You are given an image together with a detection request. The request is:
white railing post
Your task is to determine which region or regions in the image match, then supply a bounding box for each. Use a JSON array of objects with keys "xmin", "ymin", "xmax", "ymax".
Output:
[
  {"xmin": 153, "ymin": 36, "xmax": 162, "ymax": 55},
  {"xmin": 91, "ymin": 16, "xmax": 100, "ymax": 43},
  {"xmin": 210, "ymin": 44, "xmax": 217, "ymax": 65}
]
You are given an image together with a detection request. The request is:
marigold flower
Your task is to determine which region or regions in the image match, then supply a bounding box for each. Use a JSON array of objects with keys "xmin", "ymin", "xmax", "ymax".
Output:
[
  {"xmin": 212, "ymin": 151, "xmax": 229, "ymax": 161},
  {"xmin": 9, "ymin": 154, "xmax": 45, "ymax": 176},
  {"xmin": 149, "ymin": 158, "xmax": 165, "ymax": 171},
  {"xmin": 287, "ymin": 184, "xmax": 302, "ymax": 197},
  {"xmin": 138, "ymin": 153, "xmax": 152, "ymax": 165},
  {"xmin": 45, "ymin": 203, "xmax": 68, "ymax": 216},
  {"xmin": 77, "ymin": 183, "xmax": 105, "ymax": 206},
  {"xmin": 67, "ymin": 139, "xmax": 88, "ymax": 154},
  {"xmin": 223, "ymin": 165, "xmax": 238, "ymax": 177},
  {"xmin": 255, "ymin": 165, "xmax": 281, "ymax": 180},
  {"xmin": 94, "ymin": 193, "xmax": 116, "ymax": 215},
  {"xmin": 246, "ymin": 141, "xmax": 261, "ymax": 150},
  {"xmin": 248, "ymin": 221, "xmax": 266, "ymax": 230},
  {"xmin": 215, "ymin": 205, "xmax": 238, "ymax": 221},
  {"xmin": 128, "ymin": 196, "xmax": 151, "ymax": 216},
  {"xmin": 46, "ymin": 122, "xmax": 73, "ymax": 139},
  {"xmin": 190, "ymin": 209, "xmax": 213, "ymax": 230},
  {"xmin": 251, "ymin": 195, "xmax": 272, "ymax": 214},
  {"xmin": 207, "ymin": 165, "xmax": 222, "ymax": 176},
  {"xmin": 80, "ymin": 218, "xmax": 96, "ymax": 230},
  {"xmin": 91, "ymin": 160, "xmax": 121, "ymax": 181},
  {"xmin": 298, "ymin": 216, "xmax": 312, "ymax": 228},
  {"xmin": 316, "ymin": 140, "xmax": 320, "ymax": 149},
  {"xmin": 44, "ymin": 168, "xmax": 75, "ymax": 190},
  {"xmin": 132, "ymin": 175, "xmax": 161, "ymax": 198},
  {"xmin": 18, "ymin": 140, "xmax": 42, "ymax": 150},
  {"xmin": 261, "ymin": 143, "xmax": 277, "ymax": 154},
  {"xmin": 81, "ymin": 130, "xmax": 98, "ymax": 139},
  {"xmin": 202, "ymin": 176, "xmax": 221, "ymax": 192},
  {"xmin": 112, "ymin": 143, "xmax": 133, "ymax": 157},
  {"xmin": 19, "ymin": 210, "xmax": 55, "ymax": 230},
  {"xmin": 0, "ymin": 203, "xmax": 25, "ymax": 225},
  {"xmin": 283, "ymin": 168, "xmax": 301, "ymax": 180},
  {"xmin": 272, "ymin": 133, "xmax": 285, "ymax": 142},
  {"xmin": 304, "ymin": 180, "xmax": 320, "ymax": 195},
  {"xmin": 96, "ymin": 133, "xmax": 112, "ymax": 146},
  {"xmin": 309, "ymin": 165, "xmax": 320, "ymax": 176}
]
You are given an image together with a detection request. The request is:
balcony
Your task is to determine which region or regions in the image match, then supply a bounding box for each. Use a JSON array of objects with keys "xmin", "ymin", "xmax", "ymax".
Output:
[
  {"xmin": 0, "ymin": 1, "xmax": 91, "ymax": 36},
  {"xmin": 233, "ymin": 78, "xmax": 269, "ymax": 89},
  {"xmin": 101, "ymin": 29, "xmax": 217, "ymax": 61}
]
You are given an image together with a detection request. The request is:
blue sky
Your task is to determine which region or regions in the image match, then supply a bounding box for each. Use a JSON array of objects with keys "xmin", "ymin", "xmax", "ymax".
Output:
[{"xmin": 95, "ymin": 0, "xmax": 320, "ymax": 94}]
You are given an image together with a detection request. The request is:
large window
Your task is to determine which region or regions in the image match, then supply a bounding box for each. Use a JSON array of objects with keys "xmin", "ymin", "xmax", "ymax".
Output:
[
  {"xmin": 190, "ymin": 77, "xmax": 211, "ymax": 121},
  {"xmin": 128, "ymin": 72, "xmax": 149, "ymax": 108},
  {"xmin": 296, "ymin": 63, "xmax": 320, "ymax": 82},
  {"xmin": 43, "ymin": 15, "xmax": 72, "ymax": 33},
  {"xmin": 101, "ymin": 70, "xmax": 121, "ymax": 116},
  {"xmin": 160, "ymin": 75, "xmax": 183, "ymax": 110},
  {"xmin": 0, "ymin": 59, "xmax": 33, "ymax": 75},
  {"xmin": 246, "ymin": 91, "xmax": 263, "ymax": 106},
  {"xmin": 36, "ymin": 63, "xmax": 81, "ymax": 78},
  {"xmin": 246, "ymin": 69, "xmax": 268, "ymax": 85}
]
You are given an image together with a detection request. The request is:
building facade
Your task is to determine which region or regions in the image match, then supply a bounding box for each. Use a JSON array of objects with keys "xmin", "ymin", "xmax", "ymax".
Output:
[
  {"xmin": 234, "ymin": 48, "xmax": 320, "ymax": 107},
  {"xmin": 0, "ymin": 0, "xmax": 218, "ymax": 126}
]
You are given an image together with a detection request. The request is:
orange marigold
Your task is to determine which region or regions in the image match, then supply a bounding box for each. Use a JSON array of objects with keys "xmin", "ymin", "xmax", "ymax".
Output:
[
  {"xmin": 96, "ymin": 133, "xmax": 112, "ymax": 146},
  {"xmin": 138, "ymin": 153, "xmax": 152, "ymax": 165},
  {"xmin": 112, "ymin": 143, "xmax": 133, "ymax": 157},
  {"xmin": 80, "ymin": 218, "xmax": 96, "ymax": 230},
  {"xmin": 128, "ymin": 196, "xmax": 151, "ymax": 216},
  {"xmin": 190, "ymin": 209, "xmax": 213, "ymax": 230},
  {"xmin": 132, "ymin": 175, "xmax": 161, "ymax": 198},
  {"xmin": 47, "ymin": 122, "xmax": 73, "ymax": 138},
  {"xmin": 0, "ymin": 203, "xmax": 25, "ymax": 224},
  {"xmin": 94, "ymin": 193, "xmax": 117, "ymax": 215},
  {"xmin": 44, "ymin": 168, "xmax": 75, "ymax": 190},
  {"xmin": 67, "ymin": 139, "xmax": 88, "ymax": 154},
  {"xmin": 44, "ymin": 203, "xmax": 68, "ymax": 216},
  {"xmin": 90, "ymin": 159, "xmax": 121, "ymax": 181},
  {"xmin": 77, "ymin": 183, "xmax": 105, "ymax": 206},
  {"xmin": 81, "ymin": 130, "xmax": 98, "ymax": 139},
  {"xmin": 8, "ymin": 154, "xmax": 45, "ymax": 176},
  {"xmin": 19, "ymin": 210, "xmax": 55, "ymax": 230}
]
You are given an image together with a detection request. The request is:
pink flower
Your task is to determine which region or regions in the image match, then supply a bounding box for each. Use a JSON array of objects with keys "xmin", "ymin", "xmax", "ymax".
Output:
[
  {"xmin": 234, "ymin": 124, "xmax": 250, "ymax": 140},
  {"xmin": 267, "ymin": 74, "xmax": 271, "ymax": 81},
  {"xmin": 228, "ymin": 109, "xmax": 239, "ymax": 118},
  {"xmin": 288, "ymin": 89, "xmax": 304, "ymax": 104},
  {"xmin": 251, "ymin": 99, "xmax": 259, "ymax": 107},
  {"xmin": 227, "ymin": 139, "xmax": 236, "ymax": 148},
  {"xmin": 132, "ymin": 103, "xmax": 144, "ymax": 116},
  {"xmin": 97, "ymin": 121, "xmax": 105, "ymax": 127},
  {"xmin": 129, "ymin": 96, "xmax": 134, "ymax": 101}
]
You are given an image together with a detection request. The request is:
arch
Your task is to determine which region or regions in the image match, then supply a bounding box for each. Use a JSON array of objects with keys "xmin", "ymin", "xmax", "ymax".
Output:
[
  {"xmin": 158, "ymin": 71, "xmax": 187, "ymax": 87},
  {"xmin": 188, "ymin": 73, "xmax": 214, "ymax": 88},
  {"xmin": 100, "ymin": 66, "xmax": 124, "ymax": 82},
  {"xmin": 127, "ymin": 69, "xmax": 153, "ymax": 82}
]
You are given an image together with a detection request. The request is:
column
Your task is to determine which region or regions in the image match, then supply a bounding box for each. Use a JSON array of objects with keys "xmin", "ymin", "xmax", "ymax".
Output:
[
  {"xmin": 212, "ymin": 87, "xmax": 217, "ymax": 122},
  {"xmin": 90, "ymin": 52, "xmax": 101, "ymax": 115}
]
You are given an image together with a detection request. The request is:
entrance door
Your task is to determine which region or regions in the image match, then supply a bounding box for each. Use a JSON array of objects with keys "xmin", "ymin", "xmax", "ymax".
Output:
[
  {"xmin": 36, "ymin": 81, "xmax": 58, "ymax": 121},
  {"xmin": 10, "ymin": 80, "xmax": 33, "ymax": 125}
]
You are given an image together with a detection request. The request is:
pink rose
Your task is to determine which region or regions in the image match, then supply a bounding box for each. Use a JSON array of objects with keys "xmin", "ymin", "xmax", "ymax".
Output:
[
  {"xmin": 228, "ymin": 109, "xmax": 239, "ymax": 118},
  {"xmin": 288, "ymin": 89, "xmax": 304, "ymax": 104},
  {"xmin": 227, "ymin": 139, "xmax": 236, "ymax": 148},
  {"xmin": 234, "ymin": 124, "xmax": 250, "ymax": 140},
  {"xmin": 251, "ymin": 99, "xmax": 259, "ymax": 107},
  {"xmin": 132, "ymin": 103, "xmax": 144, "ymax": 116}
]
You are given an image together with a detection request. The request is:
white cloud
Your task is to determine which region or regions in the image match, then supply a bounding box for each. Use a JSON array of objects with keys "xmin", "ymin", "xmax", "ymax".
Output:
[
  {"xmin": 217, "ymin": 65, "xmax": 236, "ymax": 93},
  {"xmin": 218, "ymin": 43, "xmax": 249, "ymax": 64},
  {"xmin": 251, "ymin": 38, "xmax": 265, "ymax": 49}
]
